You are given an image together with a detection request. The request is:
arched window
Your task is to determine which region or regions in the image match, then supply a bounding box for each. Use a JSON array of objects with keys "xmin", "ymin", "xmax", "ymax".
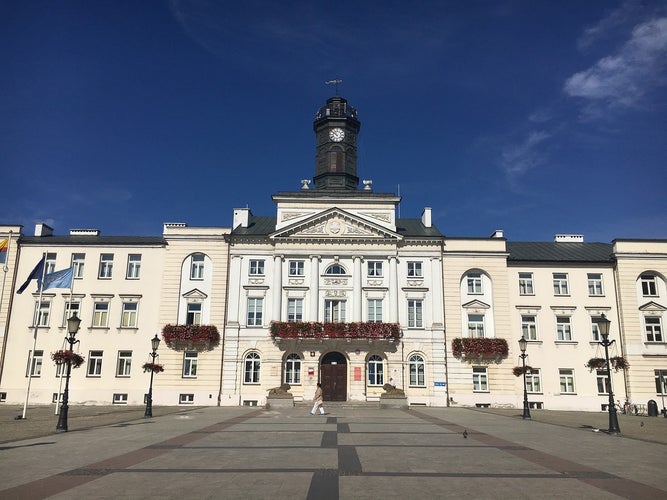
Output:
[
  {"xmin": 409, "ymin": 354, "xmax": 425, "ymax": 387},
  {"xmin": 284, "ymin": 353, "xmax": 301, "ymax": 385},
  {"xmin": 325, "ymin": 264, "xmax": 347, "ymax": 275},
  {"xmin": 244, "ymin": 352, "xmax": 260, "ymax": 384},
  {"xmin": 368, "ymin": 355, "xmax": 384, "ymax": 386}
]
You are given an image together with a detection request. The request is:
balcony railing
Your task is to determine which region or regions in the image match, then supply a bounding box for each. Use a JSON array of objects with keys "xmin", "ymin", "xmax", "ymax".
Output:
[{"xmin": 270, "ymin": 321, "xmax": 400, "ymax": 341}]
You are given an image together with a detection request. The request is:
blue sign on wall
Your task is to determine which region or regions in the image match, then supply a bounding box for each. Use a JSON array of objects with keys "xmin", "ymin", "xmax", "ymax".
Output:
[{"xmin": 434, "ymin": 381, "xmax": 446, "ymax": 387}]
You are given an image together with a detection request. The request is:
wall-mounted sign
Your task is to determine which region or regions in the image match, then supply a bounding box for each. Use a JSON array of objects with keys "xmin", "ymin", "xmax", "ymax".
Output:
[
  {"xmin": 308, "ymin": 368, "xmax": 315, "ymax": 376},
  {"xmin": 434, "ymin": 381, "xmax": 446, "ymax": 387},
  {"xmin": 354, "ymin": 366, "xmax": 362, "ymax": 381}
]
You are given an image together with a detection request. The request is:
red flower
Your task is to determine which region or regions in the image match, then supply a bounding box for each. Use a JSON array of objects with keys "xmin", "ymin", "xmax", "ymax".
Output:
[
  {"xmin": 270, "ymin": 322, "xmax": 400, "ymax": 340},
  {"xmin": 162, "ymin": 325, "xmax": 220, "ymax": 350},
  {"xmin": 452, "ymin": 338, "xmax": 509, "ymax": 360},
  {"xmin": 51, "ymin": 350, "xmax": 85, "ymax": 368}
]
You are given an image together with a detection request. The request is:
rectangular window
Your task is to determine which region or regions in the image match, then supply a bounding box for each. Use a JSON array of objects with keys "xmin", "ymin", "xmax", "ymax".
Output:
[
  {"xmin": 179, "ymin": 393, "xmax": 195, "ymax": 404},
  {"xmin": 247, "ymin": 298, "xmax": 264, "ymax": 326},
  {"xmin": 472, "ymin": 366, "xmax": 488, "ymax": 392},
  {"xmin": 591, "ymin": 317, "xmax": 601, "ymax": 342},
  {"xmin": 368, "ymin": 299, "xmax": 383, "ymax": 323},
  {"xmin": 521, "ymin": 315, "xmax": 537, "ymax": 341},
  {"xmin": 98, "ymin": 253, "xmax": 114, "ymax": 279},
  {"xmin": 116, "ymin": 351, "xmax": 132, "ymax": 377},
  {"xmin": 288, "ymin": 260, "xmax": 304, "ymax": 276},
  {"xmin": 45, "ymin": 252, "xmax": 57, "ymax": 274},
  {"xmin": 112, "ymin": 393, "xmax": 128, "ymax": 404},
  {"xmin": 249, "ymin": 259, "xmax": 265, "ymax": 276},
  {"xmin": 645, "ymin": 316, "xmax": 663, "ymax": 342},
  {"xmin": 33, "ymin": 301, "xmax": 51, "ymax": 327},
  {"xmin": 587, "ymin": 273, "xmax": 604, "ymax": 296},
  {"xmin": 655, "ymin": 370, "xmax": 667, "ymax": 395},
  {"xmin": 87, "ymin": 351, "xmax": 103, "ymax": 377},
  {"xmin": 553, "ymin": 273, "xmax": 569, "ymax": 295},
  {"xmin": 641, "ymin": 274, "xmax": 658, "ymax": 296},
  {"xmin": 121, "ymin": 302, "xmax": 138, "ymax": 328},
  {"xmin": 407, "ymin": 299, "xmax": 423, "ymax": 328},
  {"xmin": 126, "ymin": 254, "xmax": 141, "ymax": 279},
  {"xmin": 467, "ymin": 314, "xmax": 485, "ymax": 338},
  {"xmin": 525, "ymin": 368, "xmax": 541, "ymax": 393},
  {"xmin": 190, "ymin": 254, "xmax": 204, "ymax": 280},
  {"xmin": 467, "ymin": 272, "xmax": 483, "ymax": 294},
  {"xmin": 367, "ymin": 261, "xmax": 383, "ymax": 277},
  {"xmin": 183, "ymin": 352, "xmax": 198, "ymax": 377},
  {"xmin": 518, "ymin": 272, "xmax": 534, "ymax": 295},
  {"xmin": 71, "ymin": 253, "xmax": 85, "ymax": 279},
  {"xmin": 186, "ymin": 303, "xmax": 202, "ymax": 325},
  {"xmin": 559, "ymin": 368, "xmax": 575, "ymax": 394},
  {"xmin": 26, "ymin": 350, "xmax": 43, "ymax": 377},
  {"xmin": 93, "ymin": 302, "xmax": 109, "ymax": 327},
  {"xmin": 556, "ymin": 316, "xmax": 572, "ymax": 341},
  {"xmin": 407, "ymin": 261, "xmax": 423, "ymax": 277},
  {"xmin": 596, "ymin": 369, "xmax": 610, "ymax": 395},
  {"xmin": 324, "ymin": 299, "xmax": 346, "ymax": 322},
  {"xmin": 287, "ymin": 298, "xmax": 303, "ymax": 322},
  {"xmin": 62, "ymin": 301, "xmax": 80, "ymax": 327}
]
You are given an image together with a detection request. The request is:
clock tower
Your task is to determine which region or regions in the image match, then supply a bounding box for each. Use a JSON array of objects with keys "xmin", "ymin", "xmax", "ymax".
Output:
[{"xmin": 313, "ymin": 96, "xmax": 361, "ymax": 190}]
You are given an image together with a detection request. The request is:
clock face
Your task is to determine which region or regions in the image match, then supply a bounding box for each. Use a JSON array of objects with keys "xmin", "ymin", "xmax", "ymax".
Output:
[{"xmin": 329, "ymin": 128, "xmax": 345, "ymax": 142}]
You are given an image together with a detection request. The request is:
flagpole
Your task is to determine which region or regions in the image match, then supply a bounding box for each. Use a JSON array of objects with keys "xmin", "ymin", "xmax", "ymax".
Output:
[
  {"xmin": 21, "ymin": 252, "xmax": 47, "ymax": 420},
  {"xmin": 55, "ymin": 277, "xmax": 75, "ymax": 415}
]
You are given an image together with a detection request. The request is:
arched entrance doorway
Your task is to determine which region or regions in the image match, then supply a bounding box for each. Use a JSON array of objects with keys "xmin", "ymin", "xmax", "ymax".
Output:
[{"xmin": 320, "ymin": 351, "xmax": 347, "ymax": 401}]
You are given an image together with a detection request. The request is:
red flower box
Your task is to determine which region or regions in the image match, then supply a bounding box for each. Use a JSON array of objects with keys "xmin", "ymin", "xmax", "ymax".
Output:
[
  {"xmin": 270, "ymin": 321, "xmax": 400, "ymax": 341},
  {"xmin": 162, "ymin": 324, "xmax": 220, "ymax": 350},
  {"xmin": 452, "ymin": 338, "xmax": 509, "ymax": 361}
]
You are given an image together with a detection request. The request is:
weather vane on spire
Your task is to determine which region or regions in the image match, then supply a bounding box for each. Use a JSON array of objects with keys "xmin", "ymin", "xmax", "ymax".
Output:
[{"xmin": 325, "ymin": 79, "xmax": 343, "ymax": 96}]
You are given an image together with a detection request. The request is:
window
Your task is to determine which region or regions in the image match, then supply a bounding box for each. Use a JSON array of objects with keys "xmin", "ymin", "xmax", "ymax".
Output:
[
  {"xmin": 596, "ymin": 370, "xmax": 610, "ymax": 395},
  {"xmin": 179, "ymin": 394, "xmax": 195, "ymax": 404},
  {"xmin": 556, "ymin": 316, "xmax": 572, "ymax": 341},
  {"xmin": 288, "ymin": 260, "xmax": 304, "ymax": 276},
  {"xmin": 559, "ymin": 369, "xmax": 575, "ymax": 394},
  {"xmin": 325, "ymin": 264, "xmax": 346, "ymax": 275},
  {"xmin": 98, "ymin": 253, "xmax": 114, "ymax": 279},
  {"xmin": 467, "ymin": 314, "xmax": 485, "ymax": 338},
  {"xmin": 183, "ymin": 352, "xmax": 198, "ymax": 377},
  {"xmin": 518, "ymin": 272, "xmax": 534, "ymax": 295},
  {"xmin": 591, "ymin": 317, "xmax": 601, "ymax": 342},
  {"xmin": 407, "ymin": 261, "xmax": 422, "ymax": 277},
  {"xmin": 466, "ymin": 272, "xmax": 483, "ymax": 294},
  {"xmin": 284, "ymin": 353, "xmax": 301, "ymax": 385},
  {"xmin": 553, "ymin": 273, "xmax": 569, "ymax": 295},
  {"xmin": 62, "ymin": 301, "xmax": 80, "ymax": 327},
  {"xmin": 116, "ymin": 351, "xmax": 132, "ymax": 377},
  {"xmin": 247, "ymin": 298, "xmax": 264, "ymax": 326},
  {"xmin": 368, "ymin": 299, "xmax": 383, "ymax": 323},
  {"xmin": 324, "ymin": 299, "xmax": 346, "ymax": 322},
  {"xmin": 93, "ymin": 302, "xmax": 109, "ymax": 327},
  {"xmin": 190, "ymin": 254, "xmax": 204, "ymax": 280},
  {"xmin": 87, "ymin": 351, "xmax": 103, "ymax": 377},
  {"xmin": 521, "ymin": 315, "xmax": 537, "ymax": 341},
  {"xmin": 655, "ymin": 370, "xmax": 667, "ymax": 395},
  {"xmin": 126, "ymin": 254, "xmax": 141, "ymax": 279},
  {"xmin": 249, "ymin": 259, "xmax": 265, "ymax": 276},
  {"xmin": 368, "ymin": 355, "xmax": 384, "ymax": 386},
  {"xmin": 287, "ymin": 298, "xmax": 303, "ymax": 322},
  {"xmin": 33, "ymin": 301, "xmax": 51, "ymax": 327},
  {"xmin": 645, "ymin": 316, "xmax": 663, "ymax": 342},
  {"xmin": 27, "ymin": 350, "xmax": 43, "ymax": 377},
  {"xmin": 409, "ymin": 354, "xmax": 425, "ymax": 387},
  {"xmin": 587, "ymin": 273, "xmax": 603, "ymax": 296},
  {"xmin": 113, "ymin": 393, "xmax": 128, "ymax": 404},
  {"xmin": 407, "ymin": 299, "xmax": 423, "ymax": 328},
  {"xmin": 186, "ymin": 303, "xmax": 201, "ymax": 325},
  {"xmin": 71, "ymin": 253, "xmax": 85, "ymax": 279},
  {"xmin": 472, "ymin": 366, "xmax": 488, "ymax": 392},
  {"xmin": 525, "ymin": 368, "xmax": 541, "ymax": 393},
  {"xmin": 244, "ymin": 352, "xmax": 260, "ymax": 384},
  {"xmin": 367, "ymin": 261, "xmax": 383, "ymax": 277},
  {"xmin": 45, "ymin": 252, "xmax": 57, "ymax": 274},
  {"xmin": 641, "ymin": 274, "xmax": 658, "ymax": 296},
  {"xmin": 121, "ymin": 302, "xmax": 138, "ymax": 328}
]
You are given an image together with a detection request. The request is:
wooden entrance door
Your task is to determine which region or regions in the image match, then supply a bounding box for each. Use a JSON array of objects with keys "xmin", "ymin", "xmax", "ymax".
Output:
[{"xmin": 320, "ymin": 352, "xmax": 347, "ymax": 401}]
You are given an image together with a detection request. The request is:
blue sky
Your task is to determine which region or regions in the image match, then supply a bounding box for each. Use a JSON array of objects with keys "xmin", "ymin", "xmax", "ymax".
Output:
[{"xmin": 2, "ymin": 0, "xmax": 666, "ymax": 242}]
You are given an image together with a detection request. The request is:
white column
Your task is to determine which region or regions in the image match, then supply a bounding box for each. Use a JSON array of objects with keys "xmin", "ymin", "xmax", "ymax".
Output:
[
  {"xmin": 389, "ymin": 256, "xmax": 398, "ymax": 323},
  {"xmin": 228, "ymin": 255, "xmax": 244, "ymax": 324},
  {"xmin": 309, "ymin": 255, "xmax": 320, "ymax": 321},
  {"xmin": 353, "ymin": 255, "xmax": 362, "ymax": 321},
  {"xmin": 272, "ymin": 255, "xmax": 283, "ymax": 321},
  {"xmin": 431, "ymin": 257, "xmax": 444, "ymax": 325}
]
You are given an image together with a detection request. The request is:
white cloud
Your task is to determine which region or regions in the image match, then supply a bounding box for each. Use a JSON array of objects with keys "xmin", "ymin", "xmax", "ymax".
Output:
[{"xmin": 501, "ymin": 131, "xmax": 551, "ymax": 176}]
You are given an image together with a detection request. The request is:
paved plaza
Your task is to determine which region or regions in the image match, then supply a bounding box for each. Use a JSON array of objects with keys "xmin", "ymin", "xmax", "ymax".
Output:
[{"xmin": 0, "ymin": 404, "xmax": 666, "ymax": 499}]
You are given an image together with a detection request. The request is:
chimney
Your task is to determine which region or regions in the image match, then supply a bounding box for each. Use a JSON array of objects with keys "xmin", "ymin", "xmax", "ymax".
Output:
[
  {"xmin": 490, "ymin": 229, "xmax": 504, "ymax": 238},
  {"xmin": 34, "ymin": 223, "xmax": 53, "ymax": 237},
  {"xmin": 233, "ymin": 208, "xmax": 251, "ymax": 229},
  {"xmin": 421, "ymin": 207, "xmax": 432, "ymax": 228},
  {"xmin": 554, "ymin": 234, "xmax": 584, "ymax": 242}
]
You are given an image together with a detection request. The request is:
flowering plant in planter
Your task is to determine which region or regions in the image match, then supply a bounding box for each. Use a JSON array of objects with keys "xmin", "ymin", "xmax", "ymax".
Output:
[
  {"xmin": 585, "ymin": 356, "xmax": 630, "ymax": 372},
  {"xmin": 270, "ymin": 321, "xmax": 401, "ymax": 341},
  {"xmin": 162, "ymin": 324, "xmax": 220, "ymax": 350},
  {"xmin": 512, "ymin": 365, "xmax": 534, "ymax": 377},
  {"xmin": 585, "ymin": 358, "xmax": 607, "ymax": 370},
  {"xmin": 610, "ymin": 356, "xmax": 629, "ymax": 371},
  {"xmin": 451, "ymin": 338, "xmax": 509, "ymax": 362},
  {"xmin": 51, "ymin": 350, "xmax": 85, "ymax": 368},
  {"xmin": 142, "ymin": 362, "xmax": 164, "ymax": 373}
]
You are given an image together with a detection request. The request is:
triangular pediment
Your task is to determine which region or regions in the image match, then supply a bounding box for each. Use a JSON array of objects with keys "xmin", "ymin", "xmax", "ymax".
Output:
[
  {"xmin": 182, "ymin": 288, "xmax": 208, "ymax": 300},
  {"xmin": 270, "ymin": 207, "xmax": 402, "ymax": 241},
  {"xmin": 639, "ymin": 301, "xmax": 666, "ymax": 312},
  {"xmin": 462, "ymin": 299, "xmax": 490, "ymax": 310}
]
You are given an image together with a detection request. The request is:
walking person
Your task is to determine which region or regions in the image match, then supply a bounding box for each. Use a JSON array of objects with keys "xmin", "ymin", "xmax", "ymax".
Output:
[{"xmin": 310, "ymin": 382, "xmax": 326, "ymax": 416}]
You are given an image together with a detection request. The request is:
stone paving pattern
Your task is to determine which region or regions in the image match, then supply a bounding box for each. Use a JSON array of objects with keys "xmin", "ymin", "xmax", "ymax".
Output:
[{"xmin": 0, "ymin": 404, "xmax": 665, "ymax": 499}]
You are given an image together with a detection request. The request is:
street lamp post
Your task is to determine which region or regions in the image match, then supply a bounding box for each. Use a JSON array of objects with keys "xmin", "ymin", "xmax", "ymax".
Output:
[
  {"xmin": 56, "ymin": 313, "xmax": 81, "ymax": 432},
  {"xmin": 144, "ymin": 334, "xmax": 161, "ymax": 418},
  {"xmin": 518, "ymin": 336, "xmax": 531, "ymax": 420},
  {"xmin": 660, "ymin": 370, "xmax": 666, "ymax": 418},
  {"xmin": 594, "ymin": 313, "xmax": 621, "ymax": 435}
]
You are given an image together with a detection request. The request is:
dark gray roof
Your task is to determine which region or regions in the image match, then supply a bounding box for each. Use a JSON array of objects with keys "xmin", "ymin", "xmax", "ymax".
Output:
[
  {"xmin": 20, "ymin": 235, "xmax": 166, "ymax": 246},
  {"xmin": 507, "ymin": 242, "xmax": 613, "ymax": 263},
  {"xmin": 396, "ymin": 219, "xmax": 442, "ymax": 237}
]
